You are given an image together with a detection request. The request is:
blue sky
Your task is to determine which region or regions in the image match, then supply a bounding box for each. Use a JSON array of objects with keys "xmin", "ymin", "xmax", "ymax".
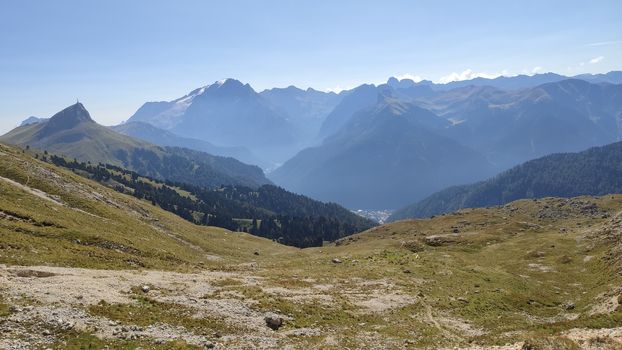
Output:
[{"xmin": 1, "ymin": 0, "xmax": 621, "ymax": 132}]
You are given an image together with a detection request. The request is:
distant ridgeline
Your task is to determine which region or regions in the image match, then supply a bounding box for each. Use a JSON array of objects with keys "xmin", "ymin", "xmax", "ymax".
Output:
[
  {"xmin": 389, "ymin": 141, "xmax": 622, "ymax": 221},
  {"xmin": 42, "ymin": 153, "xmax": 374, "ymax": 248}
]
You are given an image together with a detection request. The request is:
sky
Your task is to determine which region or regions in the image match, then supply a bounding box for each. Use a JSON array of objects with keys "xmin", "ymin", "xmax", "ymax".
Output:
[{"xmin": 1, "ymin": 0, "xmax": 621, "ymax": 132}]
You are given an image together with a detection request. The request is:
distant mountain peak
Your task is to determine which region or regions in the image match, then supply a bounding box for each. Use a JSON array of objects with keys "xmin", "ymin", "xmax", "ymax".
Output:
[
  {"xmin": 164, "ymin": 79, "xmax": 256, "ymax": 107},
  {"xmin": 23, "ymin": 103, "xmax": 95, "ymax": 139},
  {"xmin": 385, "ymin": 77, "xmax": 437, "ymax": 89},
  {"xmin": 37, "ymin": 102, "xmax": 94, "ymax": 135},
  {"xmin": 202, "ymin": 78, "xmax": 254, "ymax": 97},
  {"xmin": 217, "ymin": 78, "xmax": 241, "ymax": 86},
  {"xmin": 387, "ymin": 77, "xmax": 416, "ymax": 89},
  {"xmin": 387, "ymin": 77, "xmax": 400, "ymax": 85}
]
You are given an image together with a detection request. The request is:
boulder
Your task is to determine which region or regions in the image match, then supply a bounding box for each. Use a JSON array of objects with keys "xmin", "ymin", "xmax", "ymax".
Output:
[{"xmin": 265, "ymin": 315, "xmax": 284, "ymax": 330}]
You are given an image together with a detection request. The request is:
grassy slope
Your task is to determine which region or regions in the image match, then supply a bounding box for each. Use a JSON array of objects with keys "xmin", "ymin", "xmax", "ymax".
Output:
[
  {"xmin": 0, "ymin": 120, "xmax": 270, "ymax": 188},
  {"xmin": 0, "ymin": 122, "xmax": 155, "ymax": 167},
  {"xmin": 295, "ymin": 196, "xmax": 622, "ymax": 346},
  {"xmin": 1, "ymin": 141, "xmax": 621, "ymax": 348},
  {"xmin": 235, "ymin": 195, "xmax": 622, "ymax": 348},
  {"xmin": 0, "ymin": 143, "xmax": 295, "ymax": 270}
]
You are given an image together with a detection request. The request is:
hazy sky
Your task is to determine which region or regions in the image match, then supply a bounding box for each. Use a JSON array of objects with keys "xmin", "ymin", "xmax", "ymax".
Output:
[{"xmin": 1, "ymin": 0, "xmax": 621, "ymax": 132}]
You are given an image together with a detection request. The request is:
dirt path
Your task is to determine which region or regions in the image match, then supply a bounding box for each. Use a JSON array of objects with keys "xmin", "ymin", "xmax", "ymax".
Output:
[
  {"xmin": 422, "ymin": 302, "xmax": 465, "ymax": 343},
  {"xmin": 0, "ymin": 175, "xmax": 63, "ymax": 205}
]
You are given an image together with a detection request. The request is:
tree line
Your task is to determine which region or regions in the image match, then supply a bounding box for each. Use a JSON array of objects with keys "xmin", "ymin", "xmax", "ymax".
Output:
[{"xmin": 47, "ymin": 154, "xmax": 375, "ymax": 247}]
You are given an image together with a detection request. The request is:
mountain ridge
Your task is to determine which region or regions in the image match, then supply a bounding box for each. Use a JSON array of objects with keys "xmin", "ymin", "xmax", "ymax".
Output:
[
  {"xmin": 389, "ymin": 141, "xmax": 622, "ymax": 221},
  {"xmin": 260, "ymin": 85, "xmax": 342, "ymax": 141},
  {"xmin": 271, "ymin": 97, "xmax": 494, "ymax": 209},
  {"xmin": 1, "ymin": 103, "xmax": 271, "ymax": 189},
  {"xmin": 111, "ymin": 121, "xmax": 269, "ymax": 169},
  {"xmin": 36, "ymin": 103, "xmax": 94, "ymax": 137},
  {"xmin": 127, "ymin": 79, "xmax": 302, "ymax": 164}
]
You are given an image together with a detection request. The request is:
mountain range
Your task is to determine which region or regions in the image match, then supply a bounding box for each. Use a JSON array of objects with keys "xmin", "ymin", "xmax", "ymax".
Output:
[
  {"xmin": 385, "ymin": 70, "xmax": 622, "ymax": 91},
  {"xmin": 271, "ymin": 95, "xmax": 495, "ymax": 209},
  {"xmin": 418, "ymin": 79, "xmax": 622, "ymax": 169},
  {"xmin": 123, "ymin": 72, "xmax": 622, "ymax": 167},
  {"xmin": 5, "ymin": 71, "xmax": 622, "ymax": 211},
  {"xmin": 2, "ymin": 72, "xmax": 622, "ymax": 347},
  {"xmin": 389, "ymin": 141, "xmax": 622, "ymax": 221},
  {"xmin": 127, "ymin": 79, "xmax": 318, "ymax": 164},
  {"xmin": 0, "ymin": 103, "xmax": 374, "ymax": 246},
  {"xmin": 272, "ymin": 78, "xmax": 622, "ymax": 208},
  {"xmin": 0, "ymin": 103, "xmax": 270, "ymax": 189}
]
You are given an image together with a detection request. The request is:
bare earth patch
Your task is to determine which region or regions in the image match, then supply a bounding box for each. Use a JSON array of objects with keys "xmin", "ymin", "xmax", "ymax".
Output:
[{"xmin": 0, "ymin": 265, "xmax": 285, "ymax": 349}]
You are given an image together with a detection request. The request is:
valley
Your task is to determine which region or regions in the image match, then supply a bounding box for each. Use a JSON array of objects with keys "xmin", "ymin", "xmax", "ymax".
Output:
[
  {"xmin": 3, "ymin": 3, "xmax": 622, "ymax": 349},
  {"xmin": 1, "ymin": 73, "xmax": 622, "ymax": 350},
  {"xmin": 1, "ymin": 142, "xmax": 621, "ymax": 349}
]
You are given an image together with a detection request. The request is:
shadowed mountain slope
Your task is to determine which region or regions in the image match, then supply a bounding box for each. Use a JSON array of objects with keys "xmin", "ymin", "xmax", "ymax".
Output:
[
  {"xmin": 272, "ymin": 97, "xmax": 494, "ymax": 209},
  {"xmin": 390, "ymin": 141, "xmax": 622, "ymax": 221}
]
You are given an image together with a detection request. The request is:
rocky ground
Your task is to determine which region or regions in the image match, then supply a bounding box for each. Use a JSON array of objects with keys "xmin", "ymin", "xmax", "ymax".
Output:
[
  {"xmin": 0, "ymin": 265, "xmax": 291, "ymax": 349},
  {"xmin": 1, "ymin": 262, "xmax": 621, "ymax": 349},
  {"xmin": 0, "ymin": 264, "xmax": 430, "ymax": 349}
]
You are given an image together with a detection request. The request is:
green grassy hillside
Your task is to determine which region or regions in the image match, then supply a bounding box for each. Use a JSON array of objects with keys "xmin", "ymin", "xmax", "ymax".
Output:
[
  {"xmin": 0, "ymin": 141, "xmax": 620, "ymax": 349},
  {"xmin": 0, "ymin": 143, "xmax": 293, "ymax": 270},
  {"xmin": 327, "ymin": 196, "xmax": 622, "ymax": 346},
  {"xmin": 40, "ymin": 152, "xmax": 374, "ymax": 248}
]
